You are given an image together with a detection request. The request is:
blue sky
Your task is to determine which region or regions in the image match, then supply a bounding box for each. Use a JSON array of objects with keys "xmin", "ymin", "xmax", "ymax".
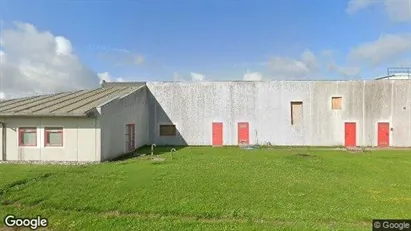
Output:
[{"xmin": 0, "ymin": 0, "xmax": 411, "ymax": 97}]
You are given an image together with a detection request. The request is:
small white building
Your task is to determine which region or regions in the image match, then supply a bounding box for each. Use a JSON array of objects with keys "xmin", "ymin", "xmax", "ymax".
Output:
[
  {"xmin": 375, "ymin": 73, "xmax": 411, "ymax": 80},
  {"xmin": 0, "ymin": 83, "xmax": 149, "ymax": 162}
]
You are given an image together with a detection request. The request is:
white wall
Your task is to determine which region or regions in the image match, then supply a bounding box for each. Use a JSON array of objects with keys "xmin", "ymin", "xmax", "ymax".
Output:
[
  {"xmin": 0, "ymin": 121, "xmax": 4, "ymax": 160},
  {"xmin": 0, "ymin": 116, "xmax": 100, "ymax": 161},
  {"xmin": 99, "ymin": 86, "xmax": 149, "ymax": 161},
  {"xmin": 146, "ymin": 80, "xmax": 411, "ymax": 147},
  {"xmin": 378, "ymin": 75, "xmax": 410, "ymax": 80}
]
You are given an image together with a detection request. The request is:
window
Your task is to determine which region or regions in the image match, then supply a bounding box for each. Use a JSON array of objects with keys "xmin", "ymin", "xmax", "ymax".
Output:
[
  {"xmin": 332, "ymin": 97, "xmax": 342, "ymax": 110},
  {"xmin": 18, "ymin": 127, "xmax": 37, "ymax": 147},
  {"xmin": 291, "ymin": 101, "xmax": 303, "ymax": 125},
  {"xmin": 126, "ymin": 124, "xmax": 135, "ymax": 151},
  {"xmin": 44, "ymin": 127, "xmax": 63, "ymax": 147},
  {"xmin": 159, "ymin": 124, "xmax": 177, "ymax": 136}
]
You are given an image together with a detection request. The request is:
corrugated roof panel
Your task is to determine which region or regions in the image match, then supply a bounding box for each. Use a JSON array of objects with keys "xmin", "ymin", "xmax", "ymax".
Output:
[
  {"xmin": 32, "ymin": 88, "xmax": 109, "ymax": 114},
  {"xmin": 69, "ymin": 87, "xmax": 140, "ymax": 114},
  {"xmin": 26, "ymin": 90, "xmax": 96, "ymax": 114},
  {"xmin": 0, "ymin": 99, "xmax": 18, "ymax": 109},
  {"xmin": 11, "ymin": 91, "xmax": 83, "ymax": 113},
  {"xmin": 46, "ymin": 87, "xmax": 127, "ymax": 114},
  {"xmin": 0, "ymin": 98, "xmax": 23, "ymax": 107},
  {"xmin": 0, "ymin": 94, "xmax": 56, "ymax": 112},
  {"xmin": 0, "ymin": 86, "xmax": 146, "ymax": 117}
]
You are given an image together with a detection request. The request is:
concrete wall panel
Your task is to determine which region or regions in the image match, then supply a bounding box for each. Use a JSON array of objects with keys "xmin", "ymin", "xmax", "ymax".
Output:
[
  {"xmin": 1, "ymin": 117, "xmax": 98, "ymax": 162},
  {"xmin": 147, "ymin": 80, "xmax": 411, "ymax": 147},
  {"xmin": 391, "ymin": 81, "xmax": 410, "ymax": 147},
  {"xmin": 100, "ymin": 86, "xmax": 149, "ymax": 161},
  {"xmin": 364, "ymin": 81, "xmax": 392, "ymax": 146}
]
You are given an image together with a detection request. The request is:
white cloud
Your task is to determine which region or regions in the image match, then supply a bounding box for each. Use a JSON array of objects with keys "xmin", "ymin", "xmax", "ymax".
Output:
[
  {"xmin": 0, "ymin": 22, "xmax": 100, "ymax": 99},
  {"xmin": 318, "ymin": 49, "xmax": 362, "ymax": 78},
  {"xmin": 347, "ymin": 0, "xmax": 411, "ymax": 22},
  {"xmin": 320, "ymin": 49, "xmax": 335, "ymax": 58},
  {"xmin": 384, "ymin": 0, "xmax": 411, "ymax": 22},
  {"xmin": 134, "ymin": 55, "xmax": 145, "ymax": 65},
  {"xmin": 348, "ymin": 33, "xmax": 411, "ymax": 67},
  {"xmin": 95, "ymin": 46, "xmax": 145, "ymax": 67},
  {"xmin": 0, "ymin": 50, "xmax": 5, "ymax": 61},
  {"xmin": 97, "ymin": 72, "xmax": 124, "ymax": 84},
  {"xmin": 87, "ymin": 44, "xmax": 130, "ymax": 53},
  {"xmin": 172, "ymin": 72, "xmax": 206, "ymax": 81},
  {"xmin": 99, "ymin": 53, "xmax": 145, "ymax": 67},
  {"xmin": 0, "ymin": 92, "xmax": 5, "ymax": 100},
  {"xmin": 266, "ymin": 49, "xmax": 318, "ymax": 79},
  {"xmin": 173, "ymin": 72, "xmax": 185, "ymax": 82},
  {"xmin": 55, "ymin": 36, "xmax": 73, "ymax": 55},
  {"xmin": 301, "ymin": 50, "xmax": 317, "ymax": 70},
  {"xmin": 327, "ymin": 63, "xmax": 362, "ymax": 77},
  {"xmin": 264, "ymin": 49, "xmax": 364, "ymax": 79},
  {"xmin": 346, "ymin": 0, "xmax": 378, "ymax": 14},
  {"xmin": 243, "ymin": 71, "xmax": 263, "ymax": 81},
  {"xmin": 190, "ymin": 72, "xmax": 205, "ymax": 81},
  {"xmin": 394, "ymin": 58, "xmax": 411, "ymax": 67}
]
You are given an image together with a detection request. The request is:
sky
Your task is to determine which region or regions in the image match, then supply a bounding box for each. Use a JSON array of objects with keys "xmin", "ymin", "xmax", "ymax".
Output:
[{"xmin": 0, "ymin": 0, "xmax": 411, "ymax": 99}]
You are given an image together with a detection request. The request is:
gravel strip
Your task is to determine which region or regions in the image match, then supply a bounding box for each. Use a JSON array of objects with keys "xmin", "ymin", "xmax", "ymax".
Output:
[{"xmin": 0, "ymin": 160, "xmax": 100, "ymax": 165}]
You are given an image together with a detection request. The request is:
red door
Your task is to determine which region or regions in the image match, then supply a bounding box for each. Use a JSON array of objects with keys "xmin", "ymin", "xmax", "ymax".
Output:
[
  {"xmin": 344, "ymin": 122, "xmax": 356, "ymax": 147},
  {"xmin": 212, "ymin": 122, "xmax": 223, "ymax": 146},
  {"xmin": 238, "ymin": 122, "xmax": 249, "ymax": 145},
  {"xmin": 377, "ymin": 122, "xmax": 389, "ymax": 147}
]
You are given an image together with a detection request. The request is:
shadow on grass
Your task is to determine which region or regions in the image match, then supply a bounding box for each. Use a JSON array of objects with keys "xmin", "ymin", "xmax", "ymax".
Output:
[
  {"xmin": 0, "ymin": 173, "xmax": 53, "ymax": 199},
  {"xmin": 109, "ymin": 145, "xmax": 188, "ymax": 162}
]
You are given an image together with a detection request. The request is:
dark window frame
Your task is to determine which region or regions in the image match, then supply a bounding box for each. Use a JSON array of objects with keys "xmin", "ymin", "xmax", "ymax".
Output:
[
  {"xmin": 159, "ymin": 124, "xmax": 177, "ymax": 136},
  {"xmin": 44, "ymin": 127, "xmax": 64, "ymax": 147},
  {"xmin": 126, "ymin": 123, "xmax": 135, "ymax": 151},
  {"xmin": 18, "ymin": 127, "xmax": 37, "ymax": 147}
]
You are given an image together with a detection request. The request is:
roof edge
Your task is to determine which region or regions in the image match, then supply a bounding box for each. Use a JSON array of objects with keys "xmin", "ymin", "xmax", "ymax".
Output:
[
  {"xmin": 93, "ymin": 85, "xmax": 146, "ymax": 114},
  {"xmin": 101, "ymin": 81, "xmax": 146, "ymax": 88}
]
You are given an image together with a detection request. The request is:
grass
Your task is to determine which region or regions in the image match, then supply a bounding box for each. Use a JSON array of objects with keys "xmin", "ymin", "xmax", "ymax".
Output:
[{"xmin": 1, "ymin": 146, "xmax": 411, "ymax": 230}]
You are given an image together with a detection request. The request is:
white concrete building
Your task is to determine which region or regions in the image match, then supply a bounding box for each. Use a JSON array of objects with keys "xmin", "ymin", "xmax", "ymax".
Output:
[
  {"xmin": 375, "ymin": 73, "xmax": 411, "ymax": 80},
  {"xmin": 376, "ymin": 68, "xmax": 411, "ymax": 80},
  {"xmin": 0, "ymin": 83, "xmax": 148, "ymax": 162},
  {"xmin": 1, "ymin": 79, "xmax": 411, "ymax": 163}
]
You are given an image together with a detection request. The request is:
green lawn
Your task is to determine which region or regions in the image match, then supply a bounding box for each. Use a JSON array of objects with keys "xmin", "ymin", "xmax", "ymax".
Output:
[{"xmin": 1, "ymin": 147, "xmax": 410, "ymax": 231}]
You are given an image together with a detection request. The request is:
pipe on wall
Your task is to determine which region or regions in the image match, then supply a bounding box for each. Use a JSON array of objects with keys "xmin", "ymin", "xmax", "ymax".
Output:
[{"xmin": 0, "ymin": 121, "xmax": 6, "ymax": 161}]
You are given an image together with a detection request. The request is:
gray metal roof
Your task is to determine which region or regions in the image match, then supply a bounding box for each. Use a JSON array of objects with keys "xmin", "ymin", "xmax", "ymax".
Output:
[{"xmin": 0, "ymin": 86, "xmax": 144, "ymax": 117}]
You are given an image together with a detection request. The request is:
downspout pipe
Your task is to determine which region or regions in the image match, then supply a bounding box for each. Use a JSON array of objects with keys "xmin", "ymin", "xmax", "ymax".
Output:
[{"xmin": 0, "ymin": 121, "xmax": 5, "ymax": 161}]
